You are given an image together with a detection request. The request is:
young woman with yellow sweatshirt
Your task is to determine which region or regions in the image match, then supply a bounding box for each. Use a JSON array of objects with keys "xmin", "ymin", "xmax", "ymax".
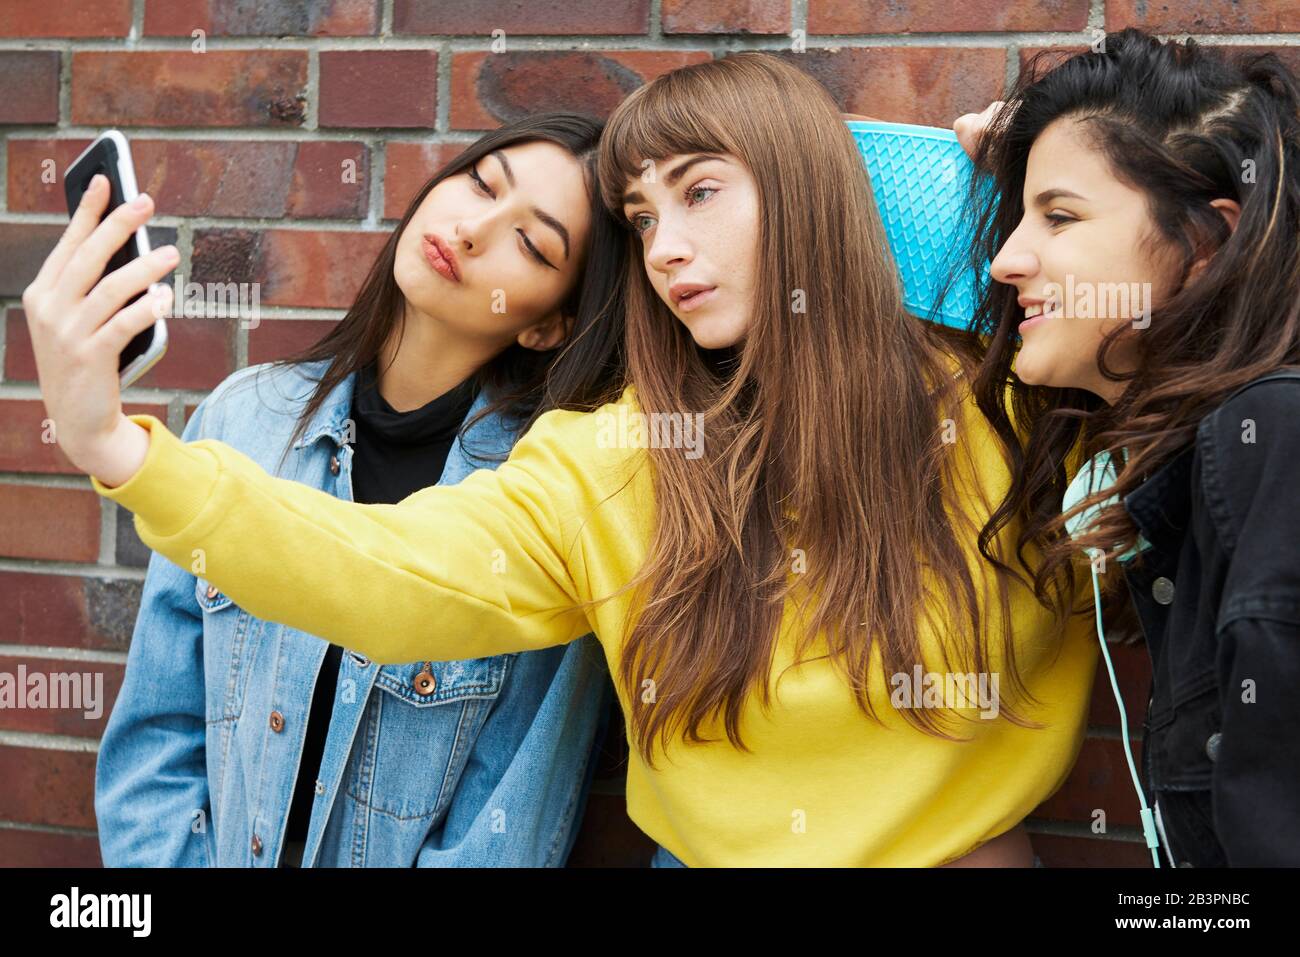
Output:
[{"xmin": 27, "ymin": 54, "xmax": 1098, "ymax": 867}]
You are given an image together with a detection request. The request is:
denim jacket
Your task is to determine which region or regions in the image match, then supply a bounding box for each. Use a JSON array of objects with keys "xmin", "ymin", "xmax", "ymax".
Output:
[
  {"xmin": 1121, "ymin": 371, "xmax": 1300, "ymax": 867},
  {"xmin": 95, "ymin": 358, "xmax": 613, "ymax": 867}
]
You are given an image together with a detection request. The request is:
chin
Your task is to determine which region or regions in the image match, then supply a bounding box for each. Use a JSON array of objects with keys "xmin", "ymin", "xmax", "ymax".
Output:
[{"xmin": 681, "ymin": 312, "xmax": 746, "ymax": 350}]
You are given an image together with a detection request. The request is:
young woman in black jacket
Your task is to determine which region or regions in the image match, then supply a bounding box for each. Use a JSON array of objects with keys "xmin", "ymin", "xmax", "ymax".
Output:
[{"xmin": 962, "ymin": 29, "xmax": 1300, "ymax": 866}]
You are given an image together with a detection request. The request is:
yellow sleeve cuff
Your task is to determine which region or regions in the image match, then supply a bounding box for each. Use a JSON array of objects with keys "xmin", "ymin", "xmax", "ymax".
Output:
[{"xmin": 89, "ymin": 414, "xmax": 221, "ymax": 540}]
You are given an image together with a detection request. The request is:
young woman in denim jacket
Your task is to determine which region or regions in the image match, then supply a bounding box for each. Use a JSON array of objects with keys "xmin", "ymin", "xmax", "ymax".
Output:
[
  {"xmin": 91, "ymin": 113, "xmax": 630, "ymax": 867},
  {"xmin": 962, "ymin": 30, "xmax": 1300, "ymax": 865}
]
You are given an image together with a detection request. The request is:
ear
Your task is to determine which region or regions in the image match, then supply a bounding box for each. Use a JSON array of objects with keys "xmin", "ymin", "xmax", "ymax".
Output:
[
  {"xmin": 515, "ymin": 307, "xmax": 571, "ymax": 352},
  {"xmin": 1210, "ymin": 197, "xmax": 1242, "ymax": 234},
  {"xmin": 1189, "ymin": 198, "xmax": 1243, "ymax": 279}
]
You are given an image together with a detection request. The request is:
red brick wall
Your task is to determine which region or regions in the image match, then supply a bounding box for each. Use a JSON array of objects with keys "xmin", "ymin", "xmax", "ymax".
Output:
[{"xmin": 2, "ymin": 0, "xmax": 1294, "ymax": 868}]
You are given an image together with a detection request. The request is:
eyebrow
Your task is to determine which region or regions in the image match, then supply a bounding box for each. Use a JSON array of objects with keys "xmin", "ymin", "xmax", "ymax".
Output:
[
  {"xmin": 622, "ymin": 153, "xmax": 726, "ymax": 205},
  {"xmin": 491, "ymin": 149, "xmax": 570, "ymax": 260},
  {"xmin": 1032, "ymin": 188, "xmax": 1088, "ymax": 206}
]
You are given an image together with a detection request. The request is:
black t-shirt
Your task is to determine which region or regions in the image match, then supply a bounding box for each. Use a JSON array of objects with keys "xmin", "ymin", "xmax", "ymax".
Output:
[{"xmin": 283, "ymin": 359, "xmax": 480, "ymax": 846}]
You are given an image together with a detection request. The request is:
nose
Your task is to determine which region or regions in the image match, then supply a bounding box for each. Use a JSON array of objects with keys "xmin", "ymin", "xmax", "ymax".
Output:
[
  {"xmin": 990, "ymin": 220, "xmax": 1039, "ymax": 288},
  {"xmin": 453, "ymin": 204, "xmax": 506, "ymax": 257},
  {"xmin": 645, "ymin": 213, "xmax": 693, "ymax": 275}
]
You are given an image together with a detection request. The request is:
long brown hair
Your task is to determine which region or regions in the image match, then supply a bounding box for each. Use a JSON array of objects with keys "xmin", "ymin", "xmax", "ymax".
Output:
[
  {"xmin": 965, "ymin": 30, "xmax": 1300, "ymax": 618},
  {"xmin": 593, "ymin": 53, "xmax": 1029, "ymax": 765},
  {"xmin": 271, "ymin": 113, "xmax": 628, "ymax": 470}
]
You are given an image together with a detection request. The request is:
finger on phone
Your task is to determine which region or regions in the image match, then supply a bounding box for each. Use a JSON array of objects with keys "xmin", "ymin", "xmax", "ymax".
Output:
[
  {"xmin": 61, "ymin": 192, "xmax": 155, "ymax": 303},
  {"xmin": 92, "ymin": 281, "xmax": 171, "ymax": 355},
  {"xmin": 31, "ymin": 173, "xmax": 112, "ymax": 292},
  {"xmin": 78, "ymin": 244, "xmax": 178, "ymax": 338}
]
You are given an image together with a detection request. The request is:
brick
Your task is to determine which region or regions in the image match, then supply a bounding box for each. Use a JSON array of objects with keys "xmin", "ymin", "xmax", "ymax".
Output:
[
  {"xmin": 0, "ymin": 0, "xmax": 132, "ymax": 37},
  {"xmin": 287, "ymin": 141, "xmax": 370, "ymax": 218},
  {"xmin": 383, "ymin": 142, "xmax": 466, "ymax": 220},
  {"xmin": 450, "ymin": 51, "xmax": 713, "ymax": 130},
  {"xmin": 809, "ymin": 0, "xmax": 1087, "ymax": 33},
  {"xmin": 191, "ymin": 228, "xmax": 389, "ymax": 309},
  {"xmin": 1018, "ymin": 45, "xmax": 1091, "ymax": 83},
  {"xmin": 0, "ymin": 223, "xmax": 64, "ymax": 296},
  {"xmin": 114, "ymin": 503, "xmax": 152, "ymax": 569},
  {"xmin": 0, "ymin": 656, "xmax": 124, "ymax": 738},
  {"xmin": 1106, "ymin": 0, "xmax": 1300, "ymax": 33},
  {"xmin": 144, "ymin": 0, "xmax": 379, "ymax": 36},
  {"xmin": 662, "ymin": 0, "xmax": 789, "ymax": 34},
  {"xmin": 72, "ymin": 51, "xmax": 308, "ymax": 128},
  {"xmin": 128, "ymin": 316, "xmax": 236, "ymax": 391},
  {"xmin": 2, "ymin": 220, "xmax": 177, "ymax": 372},
  {"xmin": 0, "ymin": 570, "xmax": 141, "ymax": 652},
  {"xmin": 778, "ymin": 47, "xmax": 1006, "ymax": 129},
  {"xmin": 1032, "ymin": 735, "xmax": 1145, "ymax": 830},
  {"xmin": 1028, "ymin": 831, "xmax": 1152, "ymax": 867},
  {"xmin": 0, "ymin": 399, "xmax": 168, "ymax": 473},
  {"xmin": 0, "ymin": 51, "xmax": 60, "ymax": 126},
  {"xmin": 319, "ymin": 50, "xmax": 437, "ymax": 129},
  {"xmin": 0, "ymin": 826, "xmax": 101, "ymax": 867},
  {"xmin": 393, "ymin": 0, "xmax": 649, "ymax": 35},
  {"xmin": 8, "ymin": 138, "xmax": 368, "ymax": 218},
  {"xmin": 0, "ymin": 744, "xmax": 96, "ymax": 829},
  {"xmin": 247, "ymin": 318, "xmax": 339, "ymax": 365},
  {"xmin": 1087, "ymin": 639, "xmax": 1151, "ymax": 730},
  {"xmin": 0, "ymin": 485, "xmax": 101, "ymax": 563}
]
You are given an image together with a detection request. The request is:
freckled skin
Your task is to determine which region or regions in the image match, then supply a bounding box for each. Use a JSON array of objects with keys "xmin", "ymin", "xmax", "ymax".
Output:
[{"xmin": 623, "ymin": 154, "xmax": 760, "ymax": 349}]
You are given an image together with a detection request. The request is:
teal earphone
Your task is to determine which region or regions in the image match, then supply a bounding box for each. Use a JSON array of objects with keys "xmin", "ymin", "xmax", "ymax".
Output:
[{"xmin": 1063, "ymin": 450, "xmax": 1162, "ymax": 866}]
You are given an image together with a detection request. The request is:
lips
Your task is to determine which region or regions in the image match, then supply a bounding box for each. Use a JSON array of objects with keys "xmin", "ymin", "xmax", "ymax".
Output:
[
  {"xmin": 669, "ymin": 282, "xmax": 717, "ymax": 313},
  {"xmin": 422, "ymin": 234, "xmax": 460, "ymax": 283},
  {"xmin": 1017, "ymin": 296, "xmax": 1059, "ymax": 334}
]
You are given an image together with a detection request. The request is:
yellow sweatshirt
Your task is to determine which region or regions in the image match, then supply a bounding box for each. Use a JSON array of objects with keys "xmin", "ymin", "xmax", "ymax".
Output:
[{"xmin": 93, "ymin": 382, "xmax": 1097, "ymax": 867}]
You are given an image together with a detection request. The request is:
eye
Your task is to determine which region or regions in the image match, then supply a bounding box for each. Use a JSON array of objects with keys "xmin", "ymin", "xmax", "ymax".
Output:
[
  {"xmin": 685, "ymin": 183, "xmax": 717, "ymax": 206},
  {"xmin": 468, "ymin": 164, "xmax": 495, "ymax": 198},
  {"xmin": 627, "ymin": 212, "xmax": 655, "ymax": 236},
  {"xmin": 1045, "ymin": 211, "xmax": 1075, "ymax": 227},
  {"xmin": 516, "ymin": 227, "xmax": 554, "ymax": 269}
]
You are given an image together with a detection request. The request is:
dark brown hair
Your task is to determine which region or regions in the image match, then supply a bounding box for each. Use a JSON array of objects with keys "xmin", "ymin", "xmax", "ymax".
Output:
[
  {"xmin": 965, "ymin": 29, "xmax": 1300, "ymax": 618},
  {"xmin": 271, "ymin": 113, "xmax": 628, "ymax": 469}
]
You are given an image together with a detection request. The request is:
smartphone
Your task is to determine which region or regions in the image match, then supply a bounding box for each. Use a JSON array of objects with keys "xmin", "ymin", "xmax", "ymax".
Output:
[{"xmin": 63, "ymin": 130, "xmax": 168, "ymax": 388}]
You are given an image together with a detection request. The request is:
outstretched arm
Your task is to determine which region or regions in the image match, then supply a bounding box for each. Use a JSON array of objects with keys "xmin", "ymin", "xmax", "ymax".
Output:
[
  {"xmin": 24, "ymin": 178, "xmax": 612, "ymax": 665},
  {"xmin": 93, "ymin": 409, "xmax": 600, "ymax": 664}
]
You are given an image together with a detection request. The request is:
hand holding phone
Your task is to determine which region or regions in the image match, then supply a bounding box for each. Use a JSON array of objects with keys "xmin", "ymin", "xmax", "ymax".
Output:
[
  {"xmin": 22, "ymin": 168, "xmax": 179, "ymax": 485},
  {"xmin": 62, "ymin": 130, "xmax": 168, "ymax": 387}
]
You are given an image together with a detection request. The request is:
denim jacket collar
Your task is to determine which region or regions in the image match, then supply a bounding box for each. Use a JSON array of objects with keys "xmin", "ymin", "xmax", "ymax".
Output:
[{"xmin": 288, "ymin": 357, "xmax": 520, "ymax": 477}]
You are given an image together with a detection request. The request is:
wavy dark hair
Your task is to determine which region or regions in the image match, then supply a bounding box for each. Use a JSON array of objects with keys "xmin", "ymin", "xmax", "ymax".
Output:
[
  {"xmin": 965, "ymin": 29, "xmax": 1300, "ymax": 618},
  {"xmin": 270, "ymin": 112, "xmax": 628, "ymax": 469}
]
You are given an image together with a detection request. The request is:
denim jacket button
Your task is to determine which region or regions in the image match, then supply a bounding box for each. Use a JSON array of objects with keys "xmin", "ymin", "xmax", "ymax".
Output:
[
  {"xmin": 251, "ymin": 834, "xmax": 263, "ymax": 857},
  {"xmin": 205, "ymin": 584, "xmax": 219, "ymax": 600},
  {"xmin": 329, "ymin": 455, "xmax": 341, "ymax": 475},
  {"xmin": 269, "ymin": 710, "xmax": 285, "ymax": 733},
  {"xmin": 314, "ymin": 780, "xmax": 325, "ymax": 796},
  {"xmin": 1206, "ymin": 731, "xmax": 1222, "ymax": 762},
  {"xmin": 414, "ymin": 669, "xmax": 437, "ymax": 696},
  {"xmin": 1152, "ymin": 577, "xmax": 1175, "ymax": 605}
]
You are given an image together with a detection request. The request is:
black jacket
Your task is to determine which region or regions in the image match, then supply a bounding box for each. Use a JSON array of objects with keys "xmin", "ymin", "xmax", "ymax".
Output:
[{"xmin": 1121, "ymin": 371, "xmax": 1300, "ymax": 867}]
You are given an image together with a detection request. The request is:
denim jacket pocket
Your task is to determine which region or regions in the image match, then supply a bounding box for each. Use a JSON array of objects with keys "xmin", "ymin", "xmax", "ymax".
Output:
[
  {"xmin": 195, "ymin": 577, "xmax": 235, "ymax": 614},
  {"xmin": 353, "ymin": 655, "xmax": 515, "ymax": 821},
  {"xmin": 373, "ymin": 655, "xmax": 512, "ymax": 707}
]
